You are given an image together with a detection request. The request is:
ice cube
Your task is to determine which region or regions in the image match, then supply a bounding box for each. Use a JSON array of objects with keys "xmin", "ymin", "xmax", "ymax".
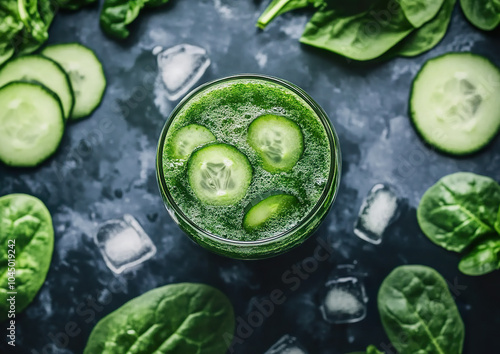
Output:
[
  {"xmin": 264, "ymin": 335, "xmax": 308, "ymax": 354},
  {"xmin": 94, "ymin": 214, "xmax": 156, "ymax": 274},
  {"xmin": 320, "ymin": 276, "xmax": 367, "ymax": 324},
  {"xmin": 155, "ymin": 44, "xmax": 211, "ymax": 101},
  {"xmin": 354, "ymin": 183, "xmax": 399, "ymax": 244}
]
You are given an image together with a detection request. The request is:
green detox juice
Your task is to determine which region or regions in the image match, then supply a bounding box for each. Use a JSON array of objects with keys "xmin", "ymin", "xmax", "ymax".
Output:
[{"xmin": 157, "ymin": 75, "xmax": 340, "ymax": 259}]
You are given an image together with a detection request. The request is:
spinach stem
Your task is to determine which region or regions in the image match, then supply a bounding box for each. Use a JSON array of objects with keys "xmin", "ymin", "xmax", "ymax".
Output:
[{"xmin": 257, "ymin": 0, "xmax": 290, "ymax": 29}]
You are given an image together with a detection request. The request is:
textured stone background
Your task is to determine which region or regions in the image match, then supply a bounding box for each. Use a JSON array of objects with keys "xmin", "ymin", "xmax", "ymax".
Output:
[{"xmin": 0, "ymin": 1, "xmax": 499, "ymax": 353}]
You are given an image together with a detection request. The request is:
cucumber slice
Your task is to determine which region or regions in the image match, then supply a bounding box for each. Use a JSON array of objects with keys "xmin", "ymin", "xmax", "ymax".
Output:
[
  {"xmin": 0, "ymin": 82, "xmax": 65, "ymax": 167},
  {"xmin": 410, "ymin": 53, "xmax": 500, "ymax": 155},
  {"xmin": 187, "ymin": 144, "xmax": 252, "ymax": 206},
  {"xmin": 169, "ymin": 124, "xmax": 216, "ymax": 159},
  {"xmin": 243, "ymin": 194, "xmax": 298, "ymax": 232},
  {"xmin": 247, "ymin": 114, "xmax": 304, "ymax": 173},
  {"xmin": 0, "ymin": 55, "xmax": 74, "ymax": 121},
  {"xmin": 41, "ymin": 43, "xmax": 106, "ymax": 120}
]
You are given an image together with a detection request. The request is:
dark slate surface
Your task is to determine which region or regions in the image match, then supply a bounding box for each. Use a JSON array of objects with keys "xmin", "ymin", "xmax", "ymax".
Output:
[{"xmin": 1, "ymin": 1, "xmax": 500, "ymax": 353}]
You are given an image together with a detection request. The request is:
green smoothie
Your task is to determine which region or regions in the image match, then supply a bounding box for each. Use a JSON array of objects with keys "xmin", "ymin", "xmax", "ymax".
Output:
[{"xmin": 160, "ymin": 77, "xmax": 334, "ymax": 243}]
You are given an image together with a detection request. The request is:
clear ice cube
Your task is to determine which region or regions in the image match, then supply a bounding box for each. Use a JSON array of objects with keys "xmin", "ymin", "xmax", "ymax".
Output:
[
  {"xmin": 264, "ymin": 335, "xmax": 308, "ymax": 354},
  {"xmin": 320, "ymin": 276, "xmax": 367, "ymax": 324},
  {"xmin": 354, "ymin": 183, "xmax": 399, "ymax": 244},
  {"xmin": 154, "ymin": 44, "xmax": 211, "ymax": 101},
  {"xmin": 94, "ymin": 214, "xmax": 156, "ymax": 274}
]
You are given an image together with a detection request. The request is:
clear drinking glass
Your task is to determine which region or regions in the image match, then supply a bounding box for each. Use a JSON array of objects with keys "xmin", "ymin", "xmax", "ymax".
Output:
[{"xmin": 156, "ymin": 74, "xmax": 341, "ymax": 259}]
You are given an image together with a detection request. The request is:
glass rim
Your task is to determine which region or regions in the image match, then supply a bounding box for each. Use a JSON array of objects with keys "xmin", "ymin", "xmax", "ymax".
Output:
[{"xmin": 156, "ymin": 73, "xmax": 341, "ymax": 247}]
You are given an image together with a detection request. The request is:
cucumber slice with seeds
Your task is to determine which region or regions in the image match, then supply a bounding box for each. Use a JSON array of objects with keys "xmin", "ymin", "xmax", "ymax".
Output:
[
  {"xmin": 188, "ymin": 144, "xmax": 252, "ymax": 206},
  {"xmin": 0, "ymin": 82, "xmax": 65, "ymax": 167},
  {"xmin": 243, "ymin": 194, "xmax": 298, "ymax": 232},
  {"xmin": 42, "ymin": 43, "xmax": 106, "ymax": 120},
  {"xmin": 169, "ymin": 124, "xmax": 216, "ymax": 159},
  {"xmin": 248, "ymin": 114, "xmax": 304, "ymax": 173},
  {"xmin": 0, "ymin": 55, "xmax": 74, "ymax": 121},
  {"xmin": 410, "ymin": 53, "xmax": 500, "ymax": 155}
]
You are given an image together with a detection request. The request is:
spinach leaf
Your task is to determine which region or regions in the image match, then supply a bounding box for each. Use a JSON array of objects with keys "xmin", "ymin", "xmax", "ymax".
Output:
[
  {"xmin": 18, "ymin": 0, "xmax": 49, "ymax": 44},
  {"xmin": 460, "ymin": 0, "xmax": 500, "ymax": 31},
  {"xmin": 0, "ymin": 1, "xmax": 23, "ymax": 65},
  {"xmin": 257, "ymin": 0, "xmax": 320, "ymax": 29},
  {"xmin": 397, "ymin": 0, "xmax": 444, "ymax": 28},
  {"xmin": 100, "ymin": 0, "xmax": 169, "ymax": 39},
  {"xmin": 0, "ymin": 194, "xmax": 54, "ymax": 320},
  {"xmin": 299, "ymin": 1, "xmax": 414, "ymax": 61},
  {"xmin": 100, "ymin": 0, "xmax": 146, "ymax": 39},
  {"xmin": 84, "ymin": 283, "xmax": 235, "ymax": 354},
  {"xmin": 459, "ymin": 237, "xmax": 500, "ymax": 275},
  {"xmin": 38, "ymin": 0, "xmax": 57, "ymax": 25},
  {"xmin": 366, "ymin": 345, "xmax": 383, "ymax": 354},
  {"xmin": 417, "ymin": 172, "xmax": 500, "ymax": 252},
  {"xmin": 394, "ymin": 0, "xmax": 456, "ymax": 57},
  {"xmin": 16, "ymin": 0, "xmax": 56, "ymax": 55},
  {"xmin": 2, "ymin": 0, "xmax": 58, "ymax": 57},
  {"xmin": 378, "ymin": 265, "xmax": 464, "ymax": 354},
  {"xmin": 495, "ymin": 209, "xmax": 500, "ymax": 234},
  {"xmin": 495, "ymin": 205, "xmax": 500, "ymax": 234}
]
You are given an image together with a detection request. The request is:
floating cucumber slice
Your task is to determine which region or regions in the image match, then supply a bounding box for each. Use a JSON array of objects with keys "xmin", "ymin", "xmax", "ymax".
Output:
[
  {"xmin": 247, "ymin": 114, "xmax": 304, "ymax": 173},
  {"xmin": 188, "ymin": 144, "xmax": 252, "ymax": 206},
  {"xmin": 169, "ymin": 124, "xmax": 216, "ymax": 159},
  {"xmin": 243, "ymin": 194, "xmax": 298, "ymax": 232},
  {"xmin": 0, "ymin": 55, "xmax": 74, "ymax": 121},
  {"xmin": 0, "ymin": 82, "xmax": 65, "ymax": 167},
  {"xmin": 410, "ymin": 53, "xmax": 500, "ymax": 155}
]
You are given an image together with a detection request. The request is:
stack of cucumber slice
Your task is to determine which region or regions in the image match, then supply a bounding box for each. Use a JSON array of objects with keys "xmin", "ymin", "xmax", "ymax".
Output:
[
  {"xmin": 168, "ymin": 114, "xmax": 305, "ymax": 233},
  {"xmin": 0, "ymin": 43, "xmax": 106, "ymax": 167}
]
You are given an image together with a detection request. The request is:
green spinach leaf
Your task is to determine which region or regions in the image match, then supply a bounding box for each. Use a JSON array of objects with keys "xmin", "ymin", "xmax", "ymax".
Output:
[
  {"xmin": 397, "ymin": 0, "xmax": 444, "ymax": 28},
  {"xmin": 378, "ymin": 265, "xmax": 464, "ymax": 354},
  {"xmin": 459, "ymin": 237, "xmax": 500, "ymax": 275},
  {"xmin": 299, "ymin": 1, "xmax": 414, "ymax": 61},
  {"xmin": 495, "ymin": 205, "xmax": 500, "ymax": 235},
  {"xmin": 16, "ymin": 0, "xmax": 56, "ymax": 55},
  {"xmin": 100, "ymin": 0, "xmax": 146, "ymax": 39},
  {"xmin": 18, "ymin": 0, "xmax": 49, "ymax": 44},
  {"xmin": 0, "ymin": 194, "xmax": 54, "ymax": 320},
  {"xmin": 0, "ymin": 1, "xmax": 23, "ymax": 65},
  {"xmin": 2, "ymin": 0, "xmax": 58, "ymax": 57},
  {"xmin": 257, "ymin": 0, "xmax": 320, "ymax": 29},
  {"xmin": 394, "ymin": 0, "xmax": 456, "ymax": 57},
  {"xmin": 84, "ymin": 283, "xmax": 235, "ymax": 354},
  {"xmin": 100, "ymin": 0, "xmax": 169, "ymax": 39},
  {"xmin": 460, "ymin": 0, "xmax": 500, "ymax": 30},
  {"xmin": 417, "ymin": 172, "xmax": 500, "ymax": 252},
  {"xmin": 366, "ymin": 345, "xmax": 383, "ymax": 354}
]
